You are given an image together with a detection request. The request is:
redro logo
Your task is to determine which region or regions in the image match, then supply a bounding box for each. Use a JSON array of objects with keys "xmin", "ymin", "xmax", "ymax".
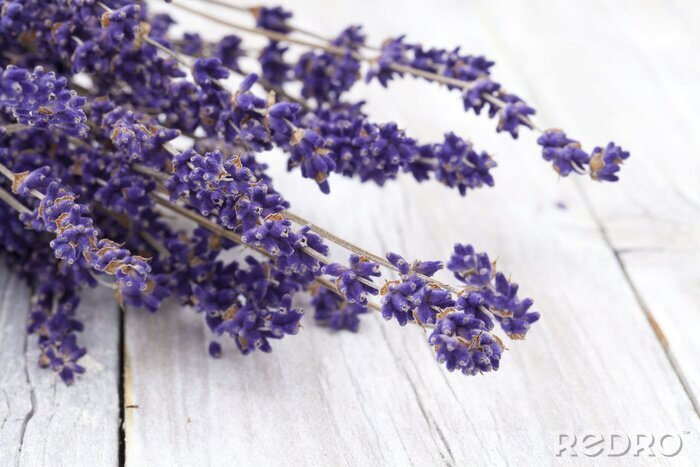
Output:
[{"xmin": 555, "ymin": 433, "xmax": 685, "ymax": 457}]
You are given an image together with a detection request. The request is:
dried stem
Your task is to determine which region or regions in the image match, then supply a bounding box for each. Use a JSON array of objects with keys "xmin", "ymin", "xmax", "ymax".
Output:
[
  {"xmin": 130, "ymin": 161, "xmax": 464, "ymax": 296},
  {"xmin": 0, "ymin": 162, "xmax": 45, "ymax": 200},
  {"xmin": 197, "ymin": 0, "xmax": 334, "ymax": 43},
  {"xmin": 169, "ymin": 0, "xmax": 541, "ymax": 131},
  {"xmin": 170, "ymin": 0, "xmax": 352, "ymax": 56},
  {"xmin": 97, "ymin": 5, "xmax": 494, "ymax": 324},
  {"xmin": 0, "ymin": 186, "xmax": 31, "ymax": 214},
  {"xmin": 149, "ymin": 190, "xmax": 389, "ymax": 317}
]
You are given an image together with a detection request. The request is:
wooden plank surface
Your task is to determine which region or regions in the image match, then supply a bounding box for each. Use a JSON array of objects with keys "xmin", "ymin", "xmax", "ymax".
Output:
[
  {"xmin": 0, "ymin": 268, "xmax": 120, "ymax": 466},
  {"xmin": 474, "ymin": 0, "xmax": 700, "ymax": 410},
  {"xmin": 122, "ymin": 1, "xmax": 700, "ymax": 465},
  {"xmin": 1, "ymin": 0, "xmax": 699, "ymax": 465}
]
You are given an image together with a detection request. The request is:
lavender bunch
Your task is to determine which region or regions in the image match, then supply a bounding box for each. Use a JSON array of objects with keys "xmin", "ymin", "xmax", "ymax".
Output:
[
  {"xmin": 176, "ymin": 0, "xmax": 630, "ymax": 186},
  {"xmin": 0, "ymin": 0, "xmax": 627, "ymax": 385}
]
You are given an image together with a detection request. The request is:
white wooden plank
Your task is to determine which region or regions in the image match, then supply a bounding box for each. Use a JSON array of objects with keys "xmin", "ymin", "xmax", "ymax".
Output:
[
  {"xmin": 0, "ymin": 264, "xmax": 35, "ymax": 465},
  {"xmin": 0, "ymin": 263, "xmax": 120, "ymax": 466},
  {"xmin": 472, "ymin": 0, "xmax": 700, "ymax": 408},
  {"xmin": 123, "ymin": 0, "xmax": 700, "ymax": 465}
]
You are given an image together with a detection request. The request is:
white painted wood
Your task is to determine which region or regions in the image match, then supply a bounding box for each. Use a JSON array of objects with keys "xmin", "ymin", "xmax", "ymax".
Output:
[
  {"xmin": 1, "ymin": 0, "xmax": 698, "ymax": 464},
  {"xmin": 473, "ymin": 0, "xmax": 700, "ymax": 408},
  {"xmin": 0, "ymin": 265, "xmax": 120, "ymax": 466},
  {"xmin": 122, "ymin": 1, "xmax": 700, "ymax": 465}
]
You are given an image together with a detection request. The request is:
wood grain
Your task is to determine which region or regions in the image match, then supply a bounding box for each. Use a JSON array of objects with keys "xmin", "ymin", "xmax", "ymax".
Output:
[
  {"xmin": 473, "ymin": 0, "xmax": 700, "ymax": 410},
  {"xmin": 122, "ymin": 1, "xmax": 700, "ymax": 465},
  {"xmin": 1, "ymin": 0, "xmax": 699, "ymax": 465},
  {"xmin": 0, "ymin": 266, "xmax": 120, "ymax": 466}
]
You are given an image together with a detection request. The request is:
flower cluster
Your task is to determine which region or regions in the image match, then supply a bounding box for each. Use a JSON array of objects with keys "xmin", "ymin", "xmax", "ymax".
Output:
[
  {"xmin": 366, "ymin": 37, "xmax": 535, "ymax": 138},
  {"xmin": 381, "ymin": 252, "xmax": 449, "ymax": 325},
  {"xmin": 259, "ymin": 41, "xmax": 292, "ymax": 86},
  {"xmin": 429, "ymin": 308, "xmax": 503, "ymax": 375},
  {"xmin": 199, "ymin": 258, "xmax": 305, "ymax": 354},
  {"xmin": 294, "ymin": 26, "xmax": 366, "ymax": 104},
  {"xmin": 427, "ymin": 132, "xmax": 496, "ymax": 195},
  {"xmin": 238, "ymin": 5, "xmax": 630, "ymax": 182},
  {"xmin": 312, "ymin": 288, "xmax": 368, "ymax": 332},
  {"xmin": 103, "ymin": 106, "xmax": 180, "ymax": 161},
  {"xmin": 322, "ymin": 254, "xmax": 380, "ymax": 306},
  {"xmin": 13, "ymin": 172, "xmax": 155, "ymax": 309},
  {"xmin": 0, "ymin": 66, "xmax": 88, "ymax": 137},
  {"xmin": 447, "ymin": 244, "xmax": 540, "ymax": 339},
  {"xmin": 0, "ymin": 0, "xmax": 629, "ymax": 385},
  {"xmin": 252, "ymin": 5, "xmax": 293, "ymax": 33}
]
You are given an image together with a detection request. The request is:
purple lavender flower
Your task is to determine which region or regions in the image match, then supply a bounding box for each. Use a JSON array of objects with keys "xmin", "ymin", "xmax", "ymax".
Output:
[
  {"xmin": 208, "ymin": 341, "xmax": 222, "ymax": 358},
  {"xmin": 294, "ymin": 26, "xmax": 365, "ymax": 103},
  {"xmin": 13, "ymin": 165, "xmax": 50, "ymax": 196},
  {"xmin": 10, "ymin": 175, "xmax": 157, "ymax": 309},
  {"xmin": 0, "ymin": 66, "xmax": 88, "ymax": 137},
  {"xmin": 45, "ymin": 334, "xmax": 87, "ymax": 385},
  {"xmin": 0, "ymin": 0, "xmax": 620, "ymax": 383},
  {"xmin": 367, "ymin": 36, "xmax": 540, "ymax": 140},
  {"xmin": 415, "ymin": 284, "xmax": 454, "ymax": 324},
  {"xmin": 429, "ymin": 311, "xmax": 503, "ymax": 375},
  {"xmin": 277, "ymin": 225, "xmax": 329, "ymax": 274},
  {"xmin": 385, "ymin": 250, "xmax": 443, "ymax": 278},
  {"xmin": 193, "ymin": 58, "xmax": 230, "ymax": 88},
  {"xmin": 537, "ymin": 129, "xmax": 590, "ymax": 176},
  {"xmin": 214, "ymin": 295, "xmax": 303, "ymax": 354},
  {"xmin": 215, "ymin": 34, "xmax": 245, "ymax": 71},
  {"xmin": 447, "ymin": 243, "xmax": 494, "ymax": 286},
  {"xmin": 259, "ymin": 41, "xmax": 292, "ymax": 86},
  {"xmin": 234, "ymin": 184, "xmax": 287, "ymax": 231},
  {"xmin": 589, "ymin": 142, "xmax": 630, "ymax": 182},
  {"xmin": 102, "ymin": 4, "xmax": 143, "ymax": 45},
  {"xmin": 455, "ymin": 292, "xmax": 495, "ymax": 331},
  {"xmin": 163, "ymin": 81, "xmax": 201, "ymax": 132},
  {"xmin": 241, "ymin": 217, "xmax": 297, "ymax": 257},
  {"xmin": 481, "ymin": 273, "xmax": 540, "ymax": 339},
  {"xmin": 380, "ymin": 277, "xmax": 423, "ymax": 325},
  {"xmin": 103, "ymin": 107, "xmax": 179, "ymax": 160},
  {"xmin": 430, "ymin": 133, "xmax": 496, "ymax": 195},
  {"xmin": 366, "ymin": 36, "xmax": 409, "ymax": 86},
  {"xmin": 323, "ymin": 254, "xmax": 380, "ymax": 305},
  {"xmin": 447, "ymin": 244, "xmax": 539, "ymax": 338},
  {"xmin": 312, "ymin": 288, "xmax": 367, "ymax": 332},
  {"xmin": 495, "ymin": 93, "xmax": 535, "ymax": 138},
  {"xmin": 381, "ymin": 251, "xmax": 451, "ymax": 325},
  {"xmin": 182, "ymin": 32, "xmax": 204, "ymax": 56},
  {"xmin": 150, "ymin": 13, "xmax": 176, "ymax": 39},
  {"xmin": 461, "ymin": 77, "xmax": 501, "ymax": 115},
  {"xmin": 304, "ymin": 103, "xmax": 419, "ymax": 186},
  {"xmin": 443, "ymin": 49, "xmax": 494, "ymax": 82},
  {"xmin": 251, "ymin": 6, "xmax": 293, "ymax": 33},
  {"xmin": 287, "ymin": 128, "xmax": 335, "ymax": 193}
]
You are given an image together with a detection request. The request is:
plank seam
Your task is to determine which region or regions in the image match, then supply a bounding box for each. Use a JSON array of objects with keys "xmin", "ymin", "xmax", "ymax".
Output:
[
  {"xmin": 472, "ymin": 0, "xmax": 700, "ymax": 421},
  {"xmin": 118, "ymin": 307, "xmax": 125, "ymax": 467},
  {"xmin": 16, "ymin": 281, "xmax": 35, "ymax": 464},
  {"xmin": 578, "ymin": 186, "xmax": 700, "ymax": 419}
]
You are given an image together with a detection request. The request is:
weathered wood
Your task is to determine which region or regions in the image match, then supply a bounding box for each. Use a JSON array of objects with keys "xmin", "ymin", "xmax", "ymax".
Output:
[
  {"xmin": 1, "ymin": 0, "xmax": 697, "ymax": 465},
  {"xmin": 473, "ymin": 0, "xmax": 700, "ymax": 410},
  {"xmin": 123, "ymin": 2, "xmax": 700, "ymax": 465},
  {"xmin": 0, "ymin": 265, "xmax": 120, "ymax": 466}
]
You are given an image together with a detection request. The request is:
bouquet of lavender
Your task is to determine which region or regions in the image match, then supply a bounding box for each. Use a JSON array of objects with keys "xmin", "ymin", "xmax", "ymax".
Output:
[{"xmin": 0, "ymin": 0, "xmax": 628, "ymax": 385}]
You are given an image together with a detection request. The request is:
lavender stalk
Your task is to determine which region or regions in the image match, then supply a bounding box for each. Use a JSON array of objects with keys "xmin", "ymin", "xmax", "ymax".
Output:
[{"xmin": 0, "ymin": 0, "xmax": 631, "ymax": 384}]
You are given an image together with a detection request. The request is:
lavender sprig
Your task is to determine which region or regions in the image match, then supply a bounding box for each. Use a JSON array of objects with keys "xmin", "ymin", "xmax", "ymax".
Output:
[
  {"xmin": 0, "ymin": 0, "xmax": 635, "ymax": 386},
  {"xmin": 183, "ymin": 0, "xmax": 630, "ymax": 182}
]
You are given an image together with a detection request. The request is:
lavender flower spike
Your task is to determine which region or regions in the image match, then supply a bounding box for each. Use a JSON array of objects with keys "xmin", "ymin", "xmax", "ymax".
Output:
[
  {"xmin": 322, "ymin": 254, "xmax": 380, "ymax": 306},
  {"xmin": 589, "ymin": 142, "xmax": 630, "ymax": 182},
  {"xmin": 0, "ymin": 0, "xmax": 639, "ymax": 385},
  {"xmin": 0, "ymin": 66, "xmax": 88, "ymax": 137}
]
